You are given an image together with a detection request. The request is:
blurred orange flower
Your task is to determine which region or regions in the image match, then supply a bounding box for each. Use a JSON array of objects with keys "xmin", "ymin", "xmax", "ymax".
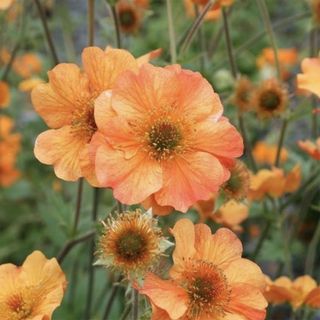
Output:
[
  {"xmin": 184, "ymin": 0, "xmax": 221, "ymax": 21},
  {"xmin": 0, "ymin": 0, "xmax": 14, "ymax": 10},
  {"xmin": 232, "ymin": 76, "xmax": 254, "ymax": 112},
  {"xmin": 297, "ymin": 57, "xmax": 320, "ymax": 97},
  {"xmin": 13, "ymin": 53, "xmax": 42, "ymax": 79},
  {"xmin": 257, "ymin": 48, "xmax": 298, "ymax": 80},
  {"xmin": 0, "ymin": 81, "xmax": 10, "ymax": 108},
  {"xmin": 249, "ymin": 165, "xmax": 301, "ymax": 200},
  {"xmin": 253, "ymin": 141, "xmax": 288, "ymax": 165},
  {"xmin": 0, "ymin": 250, "xmax": 66, "ymax": 320},
  {"xmin": 265, "ymin": 275, "xmax": 320, "ymax": 309},
  {"xmin": 32, "ymin": 47, "xmax": 155, "ymax": 184},
  {"xmin": 94, "ymin": 64, "xmax": 243, "ymax": 212},
  {"xmin": 311, "ymin": 0, "xmax": 320, "ymax": 24},
  {"xmin": 116, "ymin": 0, "xmax": 142, "ymax": 33},
  {"xmin": 19, "ymin": 77, "xmax": 45, "ymax": 92},
  {"xmin": 138, "ymin": 219, "xmax": 267, "ymax": 319},
  {"xmin": 298, "ymin": 138, "xmax": 320, "ymax": 160},
  {"xmin": 193, "ymin": 194, "xmax": 217, "ymax": 221}
]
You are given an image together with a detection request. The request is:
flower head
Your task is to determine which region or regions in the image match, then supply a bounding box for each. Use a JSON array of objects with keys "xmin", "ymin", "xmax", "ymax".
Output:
[
  {"xmin": 97, "ymin": 209, "xmax": 171, "ymax": 278},
  {"xmin": 297, "ymin": 57, "xmax": 320, "ymax": 97},
  {"xmin": 184, "ymin": 0, "xmax": 221, "ymax": 21},
  {"xmin": 232, "ymin": 76, "xmax": 254, "ymax": 112},
  {"xmin": 253, "ymin": 141, "xmax": 288, "ymax": 165},
  {"xmin": 0, "ymin": 0, "xmax": 14, "ymax": 10},
  {"xmin": 12, "ymin": 53, "xmax": 42, "ymax": 79},
  {"xmin": 93, "ymin": 64, "xmax": 243, "ymax": 212},
  {"xmin": 138, "ymin": 219, "xmax": 267, "ymax": 320},
  {"xmin": 0, "ymin": 81, "xmax": 10, "ymax": 108},
  {"xmin": 0, "ymin": 250, "xmax": 66, "ymax": 320},
  {"xmin": 116, "ymin": 0, "xmax": 142, "ymax": 33},
  {"xmin": 298, "ymin": 138, "xmax": 320, "ymax": 160},
  {"xmin": 252, "ymin": 78, "xmax": 288, "ymax": 118}
]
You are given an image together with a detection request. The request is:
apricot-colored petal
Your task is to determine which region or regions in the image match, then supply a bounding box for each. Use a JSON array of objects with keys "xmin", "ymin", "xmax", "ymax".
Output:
[
  {"xmin": 192, "ymin": 118, "xmax": 244, "ymax": 158},
  {"xmin": 285, "ymin": 164, "xmax": 301, "ymax": 192},
  {"xmin": 141, "ymin": 195, "xmax": 174, "ymax": 216},
  {"xmin": 297, "ymin": 58, "xmax": 320, "ymax": 97},
  {"xmin": 224, "ymin": 258, "xmax": 265, "ymax": 290},
  {"xmin": 94, "ymin": 90, "xmax": 116, "ymax": 134},
  {"xmin": 95, "ymin": 144, "xmax": 162, "ymax": 204},
  {"xmin": 79, "ymin": 145, "xmax": 100, "ymax": 187},
  {"xmin": 137, "ymin": 48, "xmax": 162, "ymax": 66},
  {"xmin": 155, "ymin": 152, "xmax": 226, "ymax": 212},
  {"xmin": 0, "ymin": 81, "xmax": 10, "ymax": 108},
  {"xmin": 194, "ymin": 223, "xmax": 212, "ymax": 254},
  {"xmin": 0, "ymin": 263, "xmax": 20, "ymax": 294},
  {"xmin": 32, "ymin": 64, "xmax": 91, "ymax": 128},
  {"xmin": 305, "ymin": 287, "xmax": 320, "ymax": 308},
  {"xmin": 138, "ymin": 273, "xmax": 188, "ymax": 320},
  {"xmin": 0, "ymin": 0, "xmax": 14, "ymax": 10},
  {"xmin": 34, "ymin": 126, "xmax": 87, "ymax": 181},
  {"xmin": 298, "ymin": 139, "xmax": 320, "ymax": 160},
  {"xmin": 151, "ymin": 303, "xmax": 171, "ymax": 320},
  {"xmin": 82, "ymin": 47, "xmax": 138, "ymax": 93}
]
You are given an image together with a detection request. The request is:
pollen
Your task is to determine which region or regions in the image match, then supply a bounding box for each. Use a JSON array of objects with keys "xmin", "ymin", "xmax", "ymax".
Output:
[
  {"xmin": 148, "ymin": 120, "xmax": 182, "ymax": 160},
  {"xmin": 5, "ymin": 290, "xmax": 36, "ymax": 320}
]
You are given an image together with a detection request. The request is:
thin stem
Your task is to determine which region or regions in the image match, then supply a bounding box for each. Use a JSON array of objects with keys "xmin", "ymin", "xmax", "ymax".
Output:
[
  {"xmin": 252, "ymin": 219, "xmax": 272, "ymax": 260},
  {"xmin": 195, "ymin": 4, "xmax": 207, "ymax": 72},
  {"xmin": 34, "ymin": 0, "xmax": 59, "ymax": 65},
  {"xmin": 180, "ymin": 0, "xmax": 216, "ymax": 55},
  {"xmin": 132, "ymin": 289, "xmax": 139, "ymax": 320},
  {"xmin": 57, "ymin": 231, "xmax": 95, "ymax": 264},
  {"xmin": 72, "ymin": 178, "xmax": 84, "ymax": 236},
  {"xmin": 88, "ymin": 0, "xmax": 95, "ymax": 46},
  {"xmin": 305, "ymin": 219, "xmax": 320, "ymax": 275},
  {"xmin": 274, "ymin": 119, "xmax": 288, "ymax": 167},
  {"xmin": 103, "ymin": 275, "xmax": 122, "ymax": 320},
  {"xmin": 1, "ymin": 43, "xmax": 20, "ymax": 81},
  {"xmin": 110, "ymin": 4, "xmax": 122, "ymax": 48},
  {"xmin": 117, "ymin": 200, "xmax": 123, "ymax": 213},
  {"xmin": 120, "ymin": 304, "xmax": 131, "ymax": 320},
  {"xmin": 84, "ymin": 187, "xmax": 100, "ymax": 319},
  {"xmin": 166, "ymin": 0, "xmax": 177, "ymax": 63},
  {"xmin": 255, "ymin": 0, "xmax": 281, "ymax": 80}
]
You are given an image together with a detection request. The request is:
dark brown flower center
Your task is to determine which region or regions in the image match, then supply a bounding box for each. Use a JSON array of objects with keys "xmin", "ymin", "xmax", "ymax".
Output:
[
  {"xmin": 119, "ymin": 9, "xmax": 136, "ymax": 27},
  {"xmin": 148, "ymin": 120, "xmax": 182, "ymax": 160},
  {"xmin": 260, "ymin": 90, "xmax": 281, "ymax": 111},
  {"xmin": 116, "ymin": 231, "xmax": 147, "ymax": 262}
]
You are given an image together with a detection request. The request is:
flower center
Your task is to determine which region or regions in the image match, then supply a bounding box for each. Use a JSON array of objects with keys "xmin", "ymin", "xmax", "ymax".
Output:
[
  {"xmin": 6, "ymin": 293, "xmax": 33, "ymax": 320},
  {"xmin": 116, "ymin": 231, "xmax": 147, "ymax": 262},
  {"xmin": 71, "ymin": 105, "xmax": 97, "ymax": 142},
  {"xmin": 182, "ymin": 260, "xmax": 230, "ymax": 319},
  {"xmin": 260, "ymin": 90, "xmax": 281, "ymax": 111},
  {"xmin": 119, "ymin": 10, "xmax": 136, "ymax": 27},
  {"xmin": 148, "ymin": 120, "xmax": 182, "ymax": 160}
]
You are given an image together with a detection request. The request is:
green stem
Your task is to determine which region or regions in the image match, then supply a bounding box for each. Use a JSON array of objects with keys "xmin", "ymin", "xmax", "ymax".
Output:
[
  {"xmin": 34, "ymin": 0, "xmax": 59, "ymax": 65},
  {"xmin": 103, "ymin": 275, "xmax": 122, "ymax": 320},
  {"xmin": 166, "ymin": 0, "xmax": 177, "ymax": 63},
  {"xmin": 132, "ymin": 289, "xmax": 139, "ymax": 320},
  {"xmin": 72, "ymin": 178, "xmax": 84, "ymax": 236},
  {"xmin": 179, "ymin": 0, "xmax": 216, "ymax": 55},
  {"xmin": 88, "ymin": 0, "xmax": 95, "ymax": 46},
  {"xmin": 274, "ymin": 119, "xmax": 288, "ymax": 167},
  {"xmin": 120, "ymin": 304, "xmax": 131, "ymax": 320},
  {"xmin": 305, "ymin": 219, "xmax": 320, "ymax": 275},
  {"xmin": 252, "ymin": 218, "xmax": 272, "ymax": 260},
  {"xmin": 110, "ymin": 4, "xmax": 122, "ymax": 48},
  {"xmin": 255, "ymin": 0, "xmax": 281, "ymax": 80}
]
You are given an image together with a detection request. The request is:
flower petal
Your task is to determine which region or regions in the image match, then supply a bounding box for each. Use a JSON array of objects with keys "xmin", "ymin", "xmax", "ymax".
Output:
[{"xmin": 297, "ymin": 58, "xmax": 320, "ymax": 97}]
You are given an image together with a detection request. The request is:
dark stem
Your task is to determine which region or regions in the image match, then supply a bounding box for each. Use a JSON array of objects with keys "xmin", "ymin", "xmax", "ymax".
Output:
[
  {"xmin": 88, "ymin": 0, "xmax": 95, "ymax": 46},
  {"xmin": 103, "ymin": 275, "xmax": 122, "ymax": 320},
  {"xmin": 252, "ymin": 219, "xmax": 272, "ymax": 260},
  {"xmin": 274, "ymin": 119, "xmax": 288, "ymax": 167},
  {"xmin": 72, "ymin": 178, "xmax": 84, "ymax": 236},
  {"xmin": 34, "ymin": 0, "xmax": 59, "ymax": 65},
  {"xmin": 132, "ymin": 289, "xmax": 139, "ymax": 320},
  {"xmin": 110, "ymin": 4, "xmax": 122, "ymax": 48},
  {"xmin": 84, "ymin": 187, "xmax": 100, "ymax": 319},
  {"xmin": 305, "ymin": 219, "xmax": 320, "ymax": 275},
  {"xmin": 1, "ymin": 43, "xmax": 20, "ymax": 81},
  {"xmin": 120, "ymin": 304, "xmax": 131, "ymax": 320}
]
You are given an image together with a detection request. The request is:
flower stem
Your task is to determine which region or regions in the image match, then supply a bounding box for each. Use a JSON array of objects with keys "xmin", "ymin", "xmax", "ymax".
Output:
[
  {"xmin": 132, "ymin": 289, "xmax": 139, "ymax": 320},
  {"xmin": 252, "ymin": 218, "xmax": 272, "ymax": 260},
  {"xmin": 166, "ymin": 0, "xmax": 177, "ymax": 64},
  {"xmin": 34, "ymin": 0, "xmax": 59, "ymax": 65},
  {"xmin": 72, "ymin": 178, "xmax": 84, "ymax": 236},
  {"xmin": 103, "ymin": 275, "xmax": 122, "ymax": 320},
  {"xmin": 120, "ymin": 304, "xmax": 131, "ymax": 320},
  {"xmin": 110, "ymin": 4, "xmax": 122, "ymax": 48},
  {"xmin": 179, "ymin": 0, "xmax": 216, "ymax": 55},
  {"xmin": 274, "ymin": 118, "xmax": 288, "ymax": 167},
  {"xmin": 305, "ymin": 219, "xmax": 320, "ymax": 275},
  {"xmin": 84, "ymin": 187, "xmax": 100, "ymax": 319},
  {"xmin": 255, "ymin": 0, "xmax": 281, "ymax": 80},
  {"xmin": 88, "ymin": 0, "xmax": 95, "ymax": 46}
]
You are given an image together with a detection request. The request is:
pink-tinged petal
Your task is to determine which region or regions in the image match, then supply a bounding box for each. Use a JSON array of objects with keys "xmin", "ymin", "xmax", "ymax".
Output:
[
  {"xmin": 34, "ymin": 126, "xmax": 87, "ymax": 181},
  {"xmin": 192, "ymin": 118, "xmax": 244, "ymax": 158},
  {"xmin": 82, "ymin": 47, "xmax": 138, "ymax": 93},
  {"xmin": 141, "ymin": 195, "xmax": 174, "ymax": 216},
  {"xmin": 151, "ymin": 304, "xmax": 171, "ymax": 320},
  {"xmin": 32, "ymin": 64, "xmax": 91, "ymax": 128},
  {"xmin": 94, "ymin": 90, "xmax": 116, "ymax": 134},
  {"xmin": 306, "ymin": 287, "xmax": 320, "ymax": 308},
  {"xmin": 226, "ymin": 284, "xmax": 267, "ymax": 320},
  {"xmin": 79, "ymin": 145, "xmax": 100, "ymax": 187},
  {"xmin": 95, "ymin": 144, "xmax": 162, "ymax": 204},
  {"xmin": 154, "ymin": 152, "xmax": 226, "ymax": 212},
  {"xmin": 297, "ymin": 58, "xmax": 320, "ymax": 97},
  {"xmin": 137, "ymin": 48, "xmax": 162, "ymax": 66},
  {"xmin": 138, "ymin": 273, "xmax": 189, "ymax": 320}
]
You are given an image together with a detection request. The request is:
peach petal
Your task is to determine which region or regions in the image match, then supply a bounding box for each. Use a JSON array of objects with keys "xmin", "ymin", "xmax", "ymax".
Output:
[{"xmin": 297, "ymin": 58, "xmax": 320, "ymax": 97}]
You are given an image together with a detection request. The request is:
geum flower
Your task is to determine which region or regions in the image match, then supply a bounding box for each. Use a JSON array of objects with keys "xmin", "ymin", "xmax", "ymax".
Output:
[
  {"xmin": 93, "ymin": 64, "xmax": 243, "ymax": 213},
  {"xmin": 298, "ymin": 137, "xmax": 320, "ymax": 160},
  {"xmin": 32, "ymin": 47, "xmax": 160, "ymax": 185},
  {"xmin": 0, "ymin": 250, "xmax": 66, "ymax": 320},
  {"xmin": 297, "ymin": 57, "xmax": 320, "ymax": 97},
  {"xmin": 138, "ymin": 218, "xmax": 267, "ymax": 320}
]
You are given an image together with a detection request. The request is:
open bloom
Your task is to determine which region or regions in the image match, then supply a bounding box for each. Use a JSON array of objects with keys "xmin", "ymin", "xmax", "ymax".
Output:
[
  {"xmin": 138, "ymin": 219, "xmax": 267, "ymax": 319},
  {"xmin": 298, "ymin": 138, "xmax": 320, "ymax": 160},
  {"xmin": 248, "ymin": 165, "xmax": 301, "ymax": 201},
  {"xmin": 297, "ymin": 57, "xmax": 320, "ymax": 97},
  {"xmin": 93, "ymin": 64, "xmax": 243, "ymax": 212},
  {"xmin": 116, "ymin": 0, "xmax": 143, "ymax": 33},
  {"xmin": 0, "ymin": 250, "xmax": 67, "ymax": 320},
  {"xmin": 253, "ymin": 141, "xmax": 288, "ymax": 165},
  {"xmin": 232, "ymin": 77, "xmax": 254, "ymax": 112},
  {"xmin": 0, "ymin": 81, "xmax": 10, "ymax": 108},
  {"xmin": 32, "ymin": 47, "xmax": 159, "ymax": 184},
  {"xmin": 0, "ymin": 0, "xmax": 14, "ymax": 10},
  {"xmin": 265, "ymin": 275, "xmax": 320, "ymax": 309}
]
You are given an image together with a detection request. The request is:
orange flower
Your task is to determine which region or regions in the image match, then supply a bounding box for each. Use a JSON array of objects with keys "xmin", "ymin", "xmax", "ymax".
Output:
[
  {"xmin": 138, "ymin": 219, "xmax": 267, "ymax": 319},
  {"xmin": 0, "ymin": 250, "xmax": 66, "ymax": 320},
  {"xmin": 94, "ymin": 64, "xmax": 243, "ymax": 212},
  {"xmin": 116, "ymin": 0, "xmax": 142, "ymax": 33},
  {"xmin": 297, "ymin": 57, "xmax": 320, "ymax": 97},
  {"xmin": 0, "ymin": 0, "xmax": 14, "ymax": 10},
  {"xmin": 13, "ymin": 53, "xmax": 42, "ymax": 79},
  {"xmin": 248, "ymin": 165, "xmax": 301, "ymax": 200},
  {"xmin": 265, "ymin": 275, "xmax": 320, "ymax": 309},
  {"xmin": 184, "ymin": 0, "xmax": 221, "ymax": 21},
  {"xmin": 257, "ymin": 48, "xmax": 298, "ymax": 80},
  {"xmin": 253, "ymin": 141, "xmax": 288, "ymax": 165},
  {"xmin": 19, "ymin": 77, "xmax": 45, "ymax": 92},
  {"xmin": 232, "ymin": 76, "xmax": 254, "ymax": 112},
  {"xmin": 32, "ymin": 47, "xmax": 157, "ymax": 184},
  {"xmin": 213, "ymin": 200, "xmax": 249, "ymax": 232},
  {"xmin": 0, "ymin": 81, "xmax": 10, "ymax": 108},
  {"xmin": 298, "ymin": 138, "xmax": 320, "ymax": 160},
  {"xmin": 193, "ymin": 194, "xmax": 217, "ymax": 221}
]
